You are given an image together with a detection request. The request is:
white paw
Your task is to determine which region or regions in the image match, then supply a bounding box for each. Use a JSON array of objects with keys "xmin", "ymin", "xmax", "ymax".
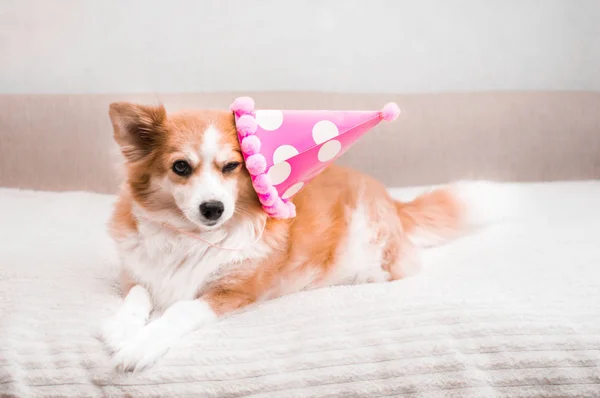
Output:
[
  {"xmin": 98, "ymin": 286, "xmax": 153, "ymax": 354},
  {"xmin": 100, "ymin": 309, "xmax": 147, "ymax": 353},
  {"xmin": 110, "ymin": 299, "xmax": 217, "ymax": 372},
  {"xmin": 111, "ymin": 321, "xmax": 172, "ymax": 372}
]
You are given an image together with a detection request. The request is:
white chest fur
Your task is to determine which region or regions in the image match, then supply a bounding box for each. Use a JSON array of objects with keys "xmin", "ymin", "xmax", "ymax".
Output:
[{"xmin": 116, "ymin": 218, "xmax": 270, "ymax": 311}]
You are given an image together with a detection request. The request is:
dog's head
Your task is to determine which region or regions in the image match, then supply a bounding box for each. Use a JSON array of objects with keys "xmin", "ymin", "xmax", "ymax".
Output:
[{"xmin": 109, "ymin": 102, "xmax": 260, "ymax": 230}]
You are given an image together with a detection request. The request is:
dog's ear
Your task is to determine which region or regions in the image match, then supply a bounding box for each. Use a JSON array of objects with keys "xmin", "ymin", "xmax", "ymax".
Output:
[{"xmin": 109, "ymin": 102, "xmax": 167, "ymax": 162}]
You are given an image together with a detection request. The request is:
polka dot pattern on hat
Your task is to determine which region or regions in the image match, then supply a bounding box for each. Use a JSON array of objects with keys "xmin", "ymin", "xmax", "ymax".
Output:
[
  {"xmin": 256, "ymin": 110, "xmax": 284, "ymax": 131},
  {"xmin": 282, "ymin": 182, "xmax": 304, "ymax": 199},
  {"xmin": 318, "ymin": 140, "xmax": 342, "ymax": 162},
  {"xmin": 312, "ymin": 120, "xmax": 339, "ymax": 144},
  {"xmin": 272, "ymin": 145, "xmax": 299, "ymax": 164},
  {"xmin": 232, "ymin": 97, "xmax": 400, "ymax": 219},
  {"xmin": 267, "ymin": 161, "xmax": 292, "ymax": 185}
]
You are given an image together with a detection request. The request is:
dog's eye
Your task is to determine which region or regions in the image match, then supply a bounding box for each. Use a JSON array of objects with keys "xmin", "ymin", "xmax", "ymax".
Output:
[
  {"xmin": 222, "ymin": 162, "xmax": 241, "ymax": 173},
  {"xmin": 172, "ymin": 160, "xmax": 192, "ymax": 177}
]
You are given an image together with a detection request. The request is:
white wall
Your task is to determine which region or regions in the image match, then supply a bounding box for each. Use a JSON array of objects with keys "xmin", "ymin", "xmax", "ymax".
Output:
[{"xmin": 1, "ymin": 0, "xmax": 599, "ymax": 94}]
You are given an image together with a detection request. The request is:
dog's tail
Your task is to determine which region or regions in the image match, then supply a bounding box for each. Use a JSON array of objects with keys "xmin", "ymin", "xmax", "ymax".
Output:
[{"xmin": 395, "ymin": 181, "xmax": 515, "ymax": 247}]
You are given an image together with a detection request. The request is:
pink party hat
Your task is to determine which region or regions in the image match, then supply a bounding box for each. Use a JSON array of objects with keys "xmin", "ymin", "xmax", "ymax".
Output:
[{"xmin": 230, "ymin": 97, "xmax": 401, "ymax": 219}]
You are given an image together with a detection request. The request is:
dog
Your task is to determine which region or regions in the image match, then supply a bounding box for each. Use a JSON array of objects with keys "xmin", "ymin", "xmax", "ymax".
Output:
[{"xmin": 100, "ymin": 101, "xmax": 508, "ymax": 371}]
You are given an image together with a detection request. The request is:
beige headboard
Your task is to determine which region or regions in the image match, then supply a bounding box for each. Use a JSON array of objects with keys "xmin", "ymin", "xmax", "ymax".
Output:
[{"xmin": 1, "ymin": 92, "xmax": 598, "ymax": 194}]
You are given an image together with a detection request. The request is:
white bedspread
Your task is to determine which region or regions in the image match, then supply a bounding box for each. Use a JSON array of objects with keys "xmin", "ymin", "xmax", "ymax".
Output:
[{"xmin": 1, "ymin": 182, "xmax": 600, "ymax": 398}]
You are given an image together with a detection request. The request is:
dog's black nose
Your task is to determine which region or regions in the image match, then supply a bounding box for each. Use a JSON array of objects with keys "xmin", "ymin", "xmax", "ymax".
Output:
[{"xmin": 199, "ymin": 201, "xmax": 225, "ymax": 221}]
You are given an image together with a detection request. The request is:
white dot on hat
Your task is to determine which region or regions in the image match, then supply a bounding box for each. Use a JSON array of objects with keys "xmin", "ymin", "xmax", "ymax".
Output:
[
  {"xmin": 318, "ymin": 140, "xmax": 342, "ymax": 162},
  {"xmin": 282, "ymin": 182, "xmax": 304, "ymax": 199},
  {"xmin": 312, "ymin": 120, "xmax": 339, "ymax": 144},
  {"xmin": 273, "ymin": 145, "xmax": 299, "ymax": 164},
  {"xmin": 256, "ymin": 110, "xmax": 284, "ymax": 131},
  {"xmin": 267, "ymin": 161, "xmax": 291, "ymax": 185}
]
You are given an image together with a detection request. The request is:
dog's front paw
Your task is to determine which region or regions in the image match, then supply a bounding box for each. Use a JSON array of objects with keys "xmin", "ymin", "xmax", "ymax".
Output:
[
  {"xmin": 100, "ymin": 310, "xmax": 147, "ymax": 354},
  {"xmin": 98, "ymin": 286, "xmax": 153, "ymax": 354},
  {"xmin": 110, "ymin": 299, "xmax": 215, "ymax": 372},
  {"xmin": 112, "ymin": 321, "xmax": 173, "ymax": 372}
]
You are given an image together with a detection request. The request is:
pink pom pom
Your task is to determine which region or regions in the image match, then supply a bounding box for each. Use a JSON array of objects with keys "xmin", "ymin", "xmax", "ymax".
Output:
[
  {"xmin": 380, "ymin": 102, "xmax": 400, "ymax": 121},
  {"xmin": 245, "ymin": 154, "xmax": 266, "ymax": 175},
  {"xmin": 241, "ymin": 135, "xmax": 261, "ymax": 155},
  {"xmin": 258, "ymin": 194, "xmax": 274, "ymax": 207},
  {"xmin": 230, "ymin": 96, "xmax": 255, "ymax": 115},
  {"xmin": 264, "ymin": 199, "xmax": 287, "ymax": 218},
  {"xmin": 252, "ymin": 174, "xmax": 271, "ymax": 194},
  {"xmin": 258, "ymin": 186, "xmax": 279, "ymax": 207},
  {"xmin": 236, "ymin": 114, "xmax": 257, "ymax": 137}
]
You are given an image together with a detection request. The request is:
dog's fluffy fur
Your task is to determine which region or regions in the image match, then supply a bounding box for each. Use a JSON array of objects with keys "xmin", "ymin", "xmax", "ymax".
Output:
[{"xmin": 101, "ymin": 102, "xmax": 509, "ymax": 371}]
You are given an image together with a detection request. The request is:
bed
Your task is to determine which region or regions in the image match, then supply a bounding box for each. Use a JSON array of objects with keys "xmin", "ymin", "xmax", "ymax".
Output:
[
  {"xmin": 1, "ymin": 180, "xmax": 600, "ymax": 398},
  {"xmin": 1, "ymin": 92, "xmax": 599, "ymax": 397}
]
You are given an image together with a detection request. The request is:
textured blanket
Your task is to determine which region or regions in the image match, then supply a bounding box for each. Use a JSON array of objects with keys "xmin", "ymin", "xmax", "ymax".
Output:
[{"xmin": 1, "ymin": 182, "xmax": 600, "ymax": 397}]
